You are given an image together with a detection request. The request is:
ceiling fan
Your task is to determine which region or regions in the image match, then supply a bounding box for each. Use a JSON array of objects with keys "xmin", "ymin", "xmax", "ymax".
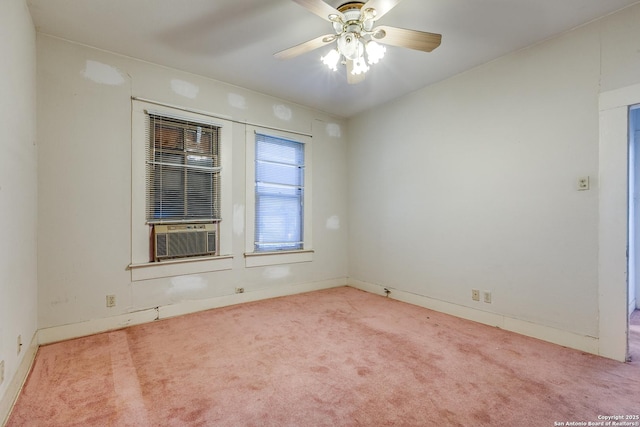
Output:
[{"xmin": 274, "ymin": 0, "xmax": 442, "ymax": 84}]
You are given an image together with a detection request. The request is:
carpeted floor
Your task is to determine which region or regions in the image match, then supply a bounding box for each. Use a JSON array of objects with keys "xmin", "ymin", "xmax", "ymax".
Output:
[{"xmin": 7, "ymin": 287, "xmax": 640, "ymax": 426}]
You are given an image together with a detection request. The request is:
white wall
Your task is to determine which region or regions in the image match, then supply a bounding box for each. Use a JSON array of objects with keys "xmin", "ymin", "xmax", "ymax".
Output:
[
  {"xmin": 348, "ymin": 4, "xmax": 640, "ymax": 353},
  {"xmin": 0, "ymin": 0, "xmax": 38, "ymax": 415},
  {"xmin": 36, "ymin": 35, "xmax": 348, "ymax": 331}
]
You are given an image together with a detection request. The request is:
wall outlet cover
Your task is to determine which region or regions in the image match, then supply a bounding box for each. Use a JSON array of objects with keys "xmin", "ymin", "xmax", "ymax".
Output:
[
  {"xmin": 106, "ymin": 295, "xmax": 116, "ymax": 307},
  {"xmin": 577, "ymin": 176, "xmax": 590, "ymax": 191}
]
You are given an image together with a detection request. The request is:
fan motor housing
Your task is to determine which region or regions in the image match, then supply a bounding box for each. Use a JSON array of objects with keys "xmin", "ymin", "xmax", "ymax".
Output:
[
  {"xmin": 337, "ymin": 2, "xmax": 365, "ymax": 13},
  {"xmin": 336, "ymin": 2, "xmax": 371, "ymax": 34}
]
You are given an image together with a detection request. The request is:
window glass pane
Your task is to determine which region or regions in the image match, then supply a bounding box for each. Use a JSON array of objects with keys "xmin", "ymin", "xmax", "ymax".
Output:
[
  {"xmin": 146, "ymin": 114, "xmax": 221, "ymax": 223},
  {"xmin": 186, "ymin": 170, "xmax": 214, "ymax": 218},
  {"xmin": 255, "ymin": 133, "xmax": 304, "ymax": 252},
  {"xmin": 256, "ymin": 161, "xmax": 303, "ymax": 186},
  {"xmin": 153, "ymin": 165, "xmax": 184, "ymax": 219},
  {"xmin": 256, "ymin": 182, "xmax": 300, "ymax": 197},
  {"xmin": 155, "ymin": 124, "xmax": 184, "ymax": 150},
  {"xmin": 186, "ymin": 128, "xmax": 214, "ymax": 154},
  {"xmin": 256, "ymin": 135, "xmax": 304, "ymax": 165},
  {"xmin": 187, "ymin": 154, "xmax": 214, "ymax": 169},
  {"xmin": 255, "ymin": 194, "xmax": 302, "ymax": 249},
  {"xmin": 157, "ymin": 152, "xmax": 184, "ymax": 166}
]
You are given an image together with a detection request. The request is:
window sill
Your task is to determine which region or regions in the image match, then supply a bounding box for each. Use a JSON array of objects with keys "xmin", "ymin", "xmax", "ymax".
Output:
[
  {"xmin": 244, "ymin": 249, "xmax": 314, "ymax": 268},
  {"xmin": 129, "ymin": 255, "xmax": 233, "ymax": 281}
]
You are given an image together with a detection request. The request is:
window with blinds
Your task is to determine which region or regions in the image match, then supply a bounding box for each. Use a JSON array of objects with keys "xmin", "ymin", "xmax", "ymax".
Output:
[
  {"xmin": 146, "ymin": 113, "xmax": 221, "ymax": 223},
  {"xmin": 255, "ymin": 133, "xmax": 304, "ymax": 252}
]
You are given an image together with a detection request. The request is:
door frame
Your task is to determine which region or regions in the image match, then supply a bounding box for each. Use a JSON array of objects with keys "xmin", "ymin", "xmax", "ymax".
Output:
[{"xmin": 598, "ymin": 83, "xmax": 640, "ymax": 361}]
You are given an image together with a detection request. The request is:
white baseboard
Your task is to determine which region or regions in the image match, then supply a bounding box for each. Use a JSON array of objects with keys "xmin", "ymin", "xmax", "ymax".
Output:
[
  {"xmin": 348, "ymin": 279, "xmax": 600, "ymax": 357},
  {"xmin": 38, "ymin": 309, "xmax": 159, "ymax": 345},
  {"xmin": 38, "ymin": 277, "xmax": 347, "ymax": 346},
  {"xmin": 158, "ymin": 278, "xmax": 346, "ymax": 319},
  {"xmin": 0, "ymin": 332, "xmax": 38, "ymax": 426}
]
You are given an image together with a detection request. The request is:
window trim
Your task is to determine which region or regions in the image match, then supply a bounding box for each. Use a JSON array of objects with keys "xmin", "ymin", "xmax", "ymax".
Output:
[
  {"xmin": 245, "ymin": 125, "xmax": 313, "ymax": 267},
  {"xmin": 244, "ymin": 250, "xmax": 314, "ymax": 268},
  {"xmin": 131, "ymin": 100, "xmax": 233, "ymax": 280},
  {"xmin": 129, "ymin": 255, "xmax": 233, "ymax": 281}
]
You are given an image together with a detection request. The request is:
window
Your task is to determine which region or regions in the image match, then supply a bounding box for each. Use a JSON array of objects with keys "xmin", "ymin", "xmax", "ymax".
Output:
[
  {"xmin": 146, "ymin": 113, "xmax": 221, "ymax": 223},
  {"xmin": 145, "ymin": 113, "xmax": 221, "ymax": 261},
  {"xmin": 254, "ymin": 134, "xmax": 304, "ymax": 252},
  {"xmin": 130, "ymin": 100, "xmax": 233, "ymax": 280},
  {"xmin": 244, "ymin": 126, "xmax": 313, "ymax": 267}
]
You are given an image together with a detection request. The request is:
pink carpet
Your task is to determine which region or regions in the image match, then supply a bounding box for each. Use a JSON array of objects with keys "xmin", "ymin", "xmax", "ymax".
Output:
[{"xmin": 7, "ymin": 287, "xmax": 640, "ymax": 426}]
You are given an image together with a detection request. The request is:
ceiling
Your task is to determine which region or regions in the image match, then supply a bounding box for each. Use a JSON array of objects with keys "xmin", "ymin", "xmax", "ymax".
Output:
[{"xmin": 27, "ymin": 0, "xmax": 640, "ymax": 118}]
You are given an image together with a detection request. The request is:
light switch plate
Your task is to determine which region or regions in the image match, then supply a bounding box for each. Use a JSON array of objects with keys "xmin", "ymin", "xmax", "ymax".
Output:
[{"xmin": 483, "ymin": 291, "xmax": 492, "ymax": 304}]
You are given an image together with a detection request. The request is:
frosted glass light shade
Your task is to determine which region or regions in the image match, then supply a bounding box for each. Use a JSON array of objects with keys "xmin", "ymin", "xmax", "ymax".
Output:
[
  {"xmin": 366, "ymin": 41, "xmax": 386, "ymax": 64},
  {"xmin": 351, "ymin": 55, "xmax": 369, "ymax": 75},
  {"xmin": 321, "ymin": 49, "xmax": 340, "ymax": 71}
]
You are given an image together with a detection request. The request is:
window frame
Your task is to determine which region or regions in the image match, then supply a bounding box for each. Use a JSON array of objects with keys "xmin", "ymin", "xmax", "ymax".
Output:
[
  {"xmin": 130, "ymin": 100, "xmax": 233, "ymax": 280},
  {"xmin": 244, "ymin": 125, "xmax": 313, "ymax": 267}
]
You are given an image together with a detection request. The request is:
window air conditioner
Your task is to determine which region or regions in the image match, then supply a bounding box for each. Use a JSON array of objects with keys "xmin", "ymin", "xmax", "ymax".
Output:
[{"xmin": 153, "ymin": 223, "xmax": 218, "ymax": 261}]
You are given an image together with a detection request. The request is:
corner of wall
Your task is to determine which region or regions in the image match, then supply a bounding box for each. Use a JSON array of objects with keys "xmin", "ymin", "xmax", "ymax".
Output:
[
  {"xmin": 347, "ymin": 278, "xmax": 601, "ymax": 359},
  {"xmin": 0, "ymin": 332, "xmax": 38, "ymax": 426}
]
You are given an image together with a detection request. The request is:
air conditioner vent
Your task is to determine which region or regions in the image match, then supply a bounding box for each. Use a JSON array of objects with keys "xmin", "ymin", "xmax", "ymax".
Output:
[{"xmin": 153, "ymin": 223, "xmax": 218, "ymax": 261}]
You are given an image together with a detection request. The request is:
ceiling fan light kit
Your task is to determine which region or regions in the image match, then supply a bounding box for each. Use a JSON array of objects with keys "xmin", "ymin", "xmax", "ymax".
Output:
[{"xmin": 276, "ymin": 0, "xmax": 442, "ymax": 84}]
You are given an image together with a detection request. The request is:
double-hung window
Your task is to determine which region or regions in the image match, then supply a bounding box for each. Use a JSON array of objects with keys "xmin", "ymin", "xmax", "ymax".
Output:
[
  {"xmin": 130, "ymin": 100, "xmax": 233, "ymax": 280},
  {"xmin": 245, "ymin": 125, "xmax": 312, "ymax": 267},
  {"xmin": 146, "ymin": 113, "xmax": 221, "ymax": 260},
  {"xmin": 254, "ymin": 133, "xmax": 304, "ymax": 252}
]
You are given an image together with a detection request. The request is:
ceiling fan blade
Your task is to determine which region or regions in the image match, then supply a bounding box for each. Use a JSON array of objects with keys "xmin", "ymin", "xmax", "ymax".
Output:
[
  {"xmin": 362, "ymin": 0, "xmax": 403, "ymax": 20},
  {"xmin": 346, "ymin": 60, "xmax": 366, "ymax": 85},
  {"xmin": 292, "ymin": 0, "xmax": 344, "ymax": 22},
  {"xmin": 274, "ymin": 34, "xmax": 337, "ymax": 60},
  {"xmin": 372, "ymin": 25, "xmax": 442, "ymax": 52}
]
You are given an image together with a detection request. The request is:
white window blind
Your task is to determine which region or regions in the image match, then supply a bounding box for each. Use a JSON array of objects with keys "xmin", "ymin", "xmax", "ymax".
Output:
[
  {"xmin": 146, "ymin": 113, "xmax": 221, "ymax": 223},
  {"xmin": 255, "ymin": 133, "xmax": 304, "ymax": 252}
]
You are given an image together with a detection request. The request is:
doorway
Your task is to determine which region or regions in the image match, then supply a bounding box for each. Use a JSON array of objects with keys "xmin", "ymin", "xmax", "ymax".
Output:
[{"xmin": 598, "ymin": 83, "xmax": 640, "ymax": 362}]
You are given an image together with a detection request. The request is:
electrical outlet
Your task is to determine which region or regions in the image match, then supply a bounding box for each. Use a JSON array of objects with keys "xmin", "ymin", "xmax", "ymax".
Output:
[
  {"xmin": 235, "ymin": 287, "xmax": 245, "ymax": 294},
  {"xmin": 577, "ymin": 176, "xmax": 590, "ymax": 191},
  {"xmin": 106, "ymin": 295, "xmax": 116, "ymax": 307},
  {"xmin": 472, "ymin": 289, "xmax": 480, "ymax": 301},
  {"xmin": 17, "ymin": 334, "xmax": 22, "ymax": 355},
  {"xmin": 483, "ymin": 291, "xmax": 492, "ymax": 304},
  {"xmin": 0, "ymin": 360, "xmax": 4, "ymax": 385}
]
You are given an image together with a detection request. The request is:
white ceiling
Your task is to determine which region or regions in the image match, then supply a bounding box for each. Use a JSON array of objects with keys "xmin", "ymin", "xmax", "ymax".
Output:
[{"xmin": 27, "ymin": 0, "xmax": 640, "ymax": 118}]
